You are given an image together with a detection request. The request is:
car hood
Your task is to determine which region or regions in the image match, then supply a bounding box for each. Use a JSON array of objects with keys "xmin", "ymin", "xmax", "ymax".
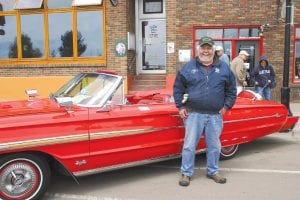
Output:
[{"xmin": 0, "ymin": 98, "xmax": 62, "ymax": 117}]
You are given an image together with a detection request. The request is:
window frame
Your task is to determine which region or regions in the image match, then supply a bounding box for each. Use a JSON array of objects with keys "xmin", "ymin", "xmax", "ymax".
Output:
[
  {"xmin": 293, "ymin": 25, "xmax": 300, "ymax": 84},
  {"xmin": 0, "ymin": 0, "xmax": 106, "ymax": 65},
  {"xmin": 143, "ymin": 0, "xmax": 163, "ymax": 14},
  {"xmin": 14, "ymin": 0, "xmax": 44, "ymax": 10},
  {"xmin": 193, "ymin": 25, "xmax": 261, "ymax": 59}
]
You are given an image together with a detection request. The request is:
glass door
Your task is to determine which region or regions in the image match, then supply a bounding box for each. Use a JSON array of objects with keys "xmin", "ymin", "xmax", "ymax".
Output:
[
  {"xmin": 140, "ymin": 19, "xmax": 166, "ymax": 73},
  {"xmin": 235, "ymin": 41, "xmax": 260, "ymax": 87}
]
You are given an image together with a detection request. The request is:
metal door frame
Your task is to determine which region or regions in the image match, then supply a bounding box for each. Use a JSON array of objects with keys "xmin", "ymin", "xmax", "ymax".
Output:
[{"xmin": 135, "ymin": 0, "xmax": 166, "ymax": 74}]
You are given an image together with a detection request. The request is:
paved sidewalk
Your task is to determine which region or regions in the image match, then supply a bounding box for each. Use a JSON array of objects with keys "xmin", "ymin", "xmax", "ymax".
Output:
[
  {"xmin": 290, "ymin": 103, "xmax": 300, "ymax": 131},
  {"xmin": 290, "ymin": 103, "xmax": 300, "ymax": 116}
]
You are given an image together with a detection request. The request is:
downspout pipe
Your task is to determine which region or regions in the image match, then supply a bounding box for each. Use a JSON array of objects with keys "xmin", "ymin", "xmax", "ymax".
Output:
[{"xmin": 281, "ymin": 0, "xmax": 292, "ymax": 116}]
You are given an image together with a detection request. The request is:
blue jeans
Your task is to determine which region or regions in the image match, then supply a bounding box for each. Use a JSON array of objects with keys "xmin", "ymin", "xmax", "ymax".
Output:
[
  {"xmin": 255, "ymin": 86, "xmax": 271, "ymax": 100},
  {"xmin": 181, "ymin": 112, "xmax": 223, "ymax": 177}
]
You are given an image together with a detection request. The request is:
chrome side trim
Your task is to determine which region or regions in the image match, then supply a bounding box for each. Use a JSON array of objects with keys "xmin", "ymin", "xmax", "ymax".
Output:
[
  {"xmin": 90, "ymin": 126, "xmax": 184, "ymax": 140},
  {"xmin": 0, "ymin": 126, "xmax": 184, "ymax": 152},
  {"xmin": 74, "ymin": 155, "xmax": 180, "ymax": 176},
  {"xmin": 74, "ymin": 148, "xmax": 206, "ymax": 177},
  {"xmin": 224, "ymin": 113, "xmax": 283, "ymax": 124},
  {"xmin": 173, "ymin": 113, "xmax": 283, "ymax": 124},
  {"xmin": 0, "ymin": 134, "xmax": 89, "ymax": 152}
]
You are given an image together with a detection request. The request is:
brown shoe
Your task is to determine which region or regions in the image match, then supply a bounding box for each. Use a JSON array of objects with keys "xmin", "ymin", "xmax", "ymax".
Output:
[
  {"xmin": 206, "ymin": 173, "xmax": 226, "ymax": 184},
  {"xmin": 179, "ymin": 174, "xmax": 190, "ymax": 186}
]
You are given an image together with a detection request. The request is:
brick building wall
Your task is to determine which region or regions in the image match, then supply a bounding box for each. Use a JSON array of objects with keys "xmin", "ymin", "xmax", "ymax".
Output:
[
  {"xmin": 106, "ymin": 0, "xmax": 129, "ymax": 76},
  {"xmin": 0, "ymin": 0, "xmax": 131, "ymax": 100},
  {"xmin": 126, "ymin": 0, "xmax": 136, "ymax": 76},
  {"xmin": 0, "ymin": 0, "xmax": 130, "ymax": 78},
  {"xmin": 291, "ymin": 0, "xmax": 300, "ymax": 102},
  {"xmin": 166, "ymin": 0, "xmax": 299, "ymax": 102},
  {"xmin": 1, "ymin": 0, "xmax": 299, "ymax": 102},
  {"xmin": 166, "ymin": 0, "xmax": 177, "ymax": 75}
]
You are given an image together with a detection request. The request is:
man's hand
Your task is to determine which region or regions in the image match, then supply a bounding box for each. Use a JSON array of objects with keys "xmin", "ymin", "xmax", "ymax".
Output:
[
  {"xmin": 179, "ymin": 108, "xmax": 188, "ymax": 119},
  {"xmin": 242, "ymin": 81, "xmax": 248, "ymax": 87},
  {"xmin": 219, "ymin": 107, "xmax": 227, "ymax": 116}
]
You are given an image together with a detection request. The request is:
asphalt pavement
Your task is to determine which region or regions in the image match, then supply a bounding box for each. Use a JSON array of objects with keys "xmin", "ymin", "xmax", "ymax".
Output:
[{"xmin": 43, "ymin": 103, "xmax": 300, "ymax": 200}]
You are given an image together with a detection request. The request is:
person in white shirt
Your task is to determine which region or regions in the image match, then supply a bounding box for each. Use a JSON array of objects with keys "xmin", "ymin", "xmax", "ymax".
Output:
[{"xmin": 215, "ymin": 46, "xmax": 230, "ymax": 66}]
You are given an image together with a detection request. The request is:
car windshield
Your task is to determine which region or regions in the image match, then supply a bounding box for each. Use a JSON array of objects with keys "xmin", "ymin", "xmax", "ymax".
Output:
[{"xmin": 52, "ymin": 73, "xmax": 122, "ymax": 107}]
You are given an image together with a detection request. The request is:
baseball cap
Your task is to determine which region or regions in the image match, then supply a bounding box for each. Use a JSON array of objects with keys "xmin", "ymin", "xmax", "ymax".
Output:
[
  {"xmin": 215, "ymin": 46, "xmax": 223, "ymax": 51},
  {"xmin": 199, "ymin": 36, "xmax": 215, "ymax": 47},
  {"xmin": 239, "ymin": 50, "xmax": 250, "ymax": 56}
]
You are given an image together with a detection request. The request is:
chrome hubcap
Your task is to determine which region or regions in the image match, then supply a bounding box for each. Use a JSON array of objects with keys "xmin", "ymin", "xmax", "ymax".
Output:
[
  {"xmin": 0, "ymin": 162, "xmax": 37, "ymax": 198},
  {"xmin": 222, "ymin": 146, "xmax": 235, "ymax": 154}
]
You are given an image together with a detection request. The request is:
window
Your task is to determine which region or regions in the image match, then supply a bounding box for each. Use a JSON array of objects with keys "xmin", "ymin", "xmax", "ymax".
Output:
[
  {"xmin": 143, "ymin": 0, "xmax": 163, "ymax": 14},
  {"xmin": 72, "ymin": 0, "xmax": 102, "ymax": 6},
  {"xmin": 15, "ymin": 0, "xmax": 43, "ymax": 9},
  {"xmin": 77, "ymin": 10, "xmax": 103, "ymax": 57},
  {"xmin": 0, "ymin": 16, "xmax": 17, "ymax": 58},
  {"xmin": 296, "ymin": 28, "xmax": 300, "ymax": 38},
  {"xmin": 47, "ymin": 0, "xmax": 72, "ymax": 9},
  {"xmin": 240, "ymin": 28, "xmax": 259, "ymax": 37},
  {"xmin": 0, "ymin": 0, "xmax": 105, "ymax": 64},
  {"xmin": 294, "ymin": 27, "xmax": 300, "ymax": 82},
  {"xmin": 0, "ymin": 0, "xmax": 15, "ymax": 11},
  {"xmin": 224, "ymin": 29, "xmax": 238, "ymax": 38},
  {"xmin": 20, "ymin": 14, "xmax": 44, "ymax": 58},
  {"xmin": 214, "ymin": 41, "xmax": 232, "ymax": 61},
  {"xmin": 196, "ymin": 29, "xmax": 223, "ymax": 39},
  {"xmin": 193, "ymin": 26, "xmax": 260, "ymax": 62},
  {"xmin": 48, "ymin": 12, "xmax": 72, "ymax": 57}
]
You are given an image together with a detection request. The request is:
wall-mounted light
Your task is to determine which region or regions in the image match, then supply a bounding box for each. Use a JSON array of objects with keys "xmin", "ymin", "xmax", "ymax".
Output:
[
  {"xmin": 110, "ymin": 0, "xmax": 118, "ymax": 7},
  {"xmin": 259, "ymin": 23, "xmax": 270, "ymax": 36}
]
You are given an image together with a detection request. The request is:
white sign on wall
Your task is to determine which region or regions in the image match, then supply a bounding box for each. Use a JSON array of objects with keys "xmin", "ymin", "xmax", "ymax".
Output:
[
  {"xmin": 167, "ymin": 42, "xmax": 175, "ymax": 54},
  {"xmin": 179, "ymin": 50, "xmax": 191, "ymax": 62}
]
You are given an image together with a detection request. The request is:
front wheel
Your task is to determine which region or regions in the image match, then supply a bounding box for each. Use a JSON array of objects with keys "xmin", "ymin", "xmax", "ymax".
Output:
[
  {"xmin": 220, "ymin": 144, "xmax": 239, "ymax": 160},
  {"xmin": 0, "ymin": 153, "xmax": 50, "ymax": 200}
]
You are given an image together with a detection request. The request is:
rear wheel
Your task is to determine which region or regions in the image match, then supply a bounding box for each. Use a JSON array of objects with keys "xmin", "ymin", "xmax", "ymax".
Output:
[
  {"xmin": 0, "ymin": 153, "xmax": 50, "ymax": 200},
  {"xmin": 220, "ymin": 145, "xmax": 239, "ymax": 160}
]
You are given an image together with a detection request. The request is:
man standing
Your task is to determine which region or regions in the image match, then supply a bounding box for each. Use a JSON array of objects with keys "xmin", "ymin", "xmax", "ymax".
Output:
[
  {"xmin": 215, "ymin": 46, "xmax": 230, "ymax": 66},
  {"xmin": 231, "ymin": 50, "xmax": 249, "ymax": 93},
  {"xmin": 251, "ymin": 55, "xmax": 276, "ymax": 100},
  {"xmin": 173, "ymin": 36, "xmax": 237, "ymax": 186}
]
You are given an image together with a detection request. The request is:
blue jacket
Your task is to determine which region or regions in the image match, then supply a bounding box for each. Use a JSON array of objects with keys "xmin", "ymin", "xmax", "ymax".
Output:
[
  {"xmin": 173, "ymin": 57, "xmax": 237, "ymax": 113},
  {"xmin": 251, "ymin": 55, "xmax": 275, "ymax": 87}
]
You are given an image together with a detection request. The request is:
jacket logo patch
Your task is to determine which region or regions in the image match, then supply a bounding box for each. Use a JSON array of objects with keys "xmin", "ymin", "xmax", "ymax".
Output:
[
  {"xmin": 191, "ymin": 69, "xmax": 198, "ymax": 74},
  {"xmin": 215, "ymin": 68, "xmax": 220, "ymax": 73}
]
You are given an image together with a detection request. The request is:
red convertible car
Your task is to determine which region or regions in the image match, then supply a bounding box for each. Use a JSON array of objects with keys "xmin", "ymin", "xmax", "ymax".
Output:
[{"xmin": 0, "ymin": 71, "xmax": 298, "ymax": 200}]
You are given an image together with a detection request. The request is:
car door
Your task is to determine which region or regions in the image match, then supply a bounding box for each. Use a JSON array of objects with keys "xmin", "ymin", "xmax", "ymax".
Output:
[{"xmin": 87, "ymin": 103, "xmax": 184, "ymax": 171}]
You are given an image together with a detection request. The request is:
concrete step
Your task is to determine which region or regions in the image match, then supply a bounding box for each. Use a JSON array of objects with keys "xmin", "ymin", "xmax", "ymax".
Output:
[
  {"xmin": 129, "ymin": 74, "xmax": 166, "ymax": 91},
  {"xmin": 130, "ymin": 85, "xmax": 165, "ymax": 91},
  {"xmin": 134, "ymin": 74, "xmax": 166, "ymax": 80},
  {"xmin": 132, "ymin": 80, "xmax": 165, "ymax": 85}
]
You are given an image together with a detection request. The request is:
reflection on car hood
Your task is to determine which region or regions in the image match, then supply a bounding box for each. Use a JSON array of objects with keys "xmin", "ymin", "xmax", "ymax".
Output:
[{"xmin": 0, "ymin": 98, "xmax": 61, "ymax": 117}]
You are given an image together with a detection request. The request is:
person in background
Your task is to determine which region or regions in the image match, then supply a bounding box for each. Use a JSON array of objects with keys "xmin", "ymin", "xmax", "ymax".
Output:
[
  {"xmin": 251, "ymin": 55, "xmax": 276, "ymax": 100},
  {"xmin": 215, "ymin": 46, "xmax": 230, "ymax": 66},
  {"xmin": 231, "ymin": 50, "xmax": 250, "ymax": 94},
  {"xmin": 173, "ymin": 36, "xmax": 237, "ymax": 186}
]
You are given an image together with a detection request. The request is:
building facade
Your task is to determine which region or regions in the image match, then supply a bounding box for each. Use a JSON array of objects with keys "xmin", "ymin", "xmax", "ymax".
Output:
[{"xmin": 0, "ymin": 0, "xmax": 299, "ymax": 102}]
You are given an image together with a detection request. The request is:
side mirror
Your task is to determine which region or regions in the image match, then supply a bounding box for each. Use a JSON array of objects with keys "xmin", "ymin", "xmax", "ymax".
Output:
[{"xmin": 25, "ymin": 89, "xmax": 38, "ymax": 101}]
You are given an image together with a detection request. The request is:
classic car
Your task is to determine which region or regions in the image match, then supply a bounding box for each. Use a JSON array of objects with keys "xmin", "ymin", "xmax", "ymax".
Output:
[{"xmin": 0, "ymin": 71, "xmax": 298, "ymax": 200}]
